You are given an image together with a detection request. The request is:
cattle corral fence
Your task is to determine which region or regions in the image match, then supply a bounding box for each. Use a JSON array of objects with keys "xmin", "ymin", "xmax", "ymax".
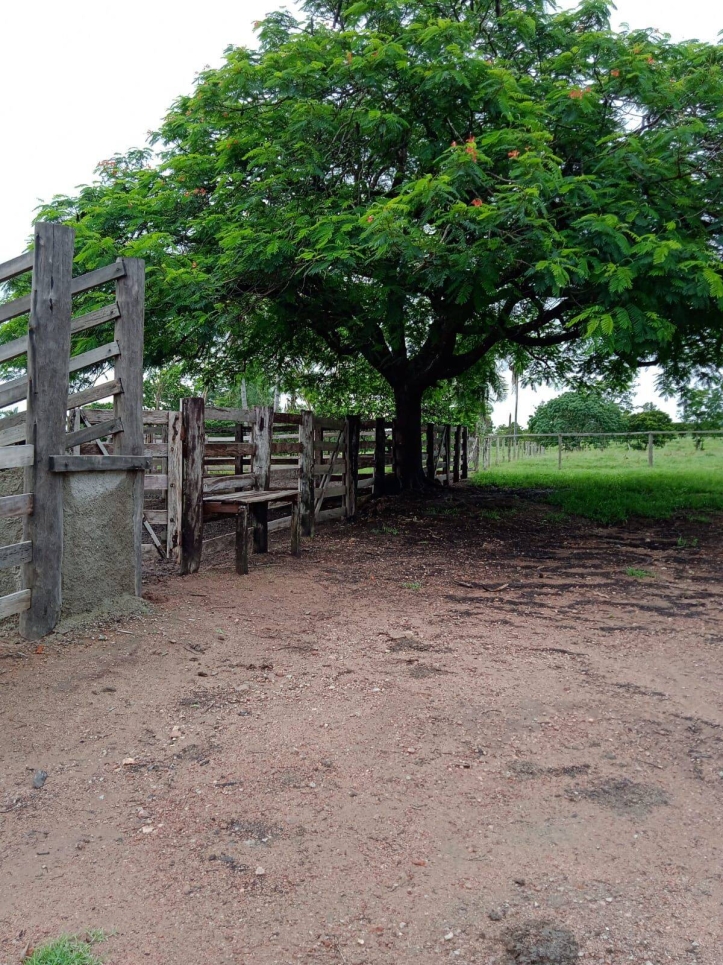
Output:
[
  {"xmin": 0, "ymin": 224, "xmax": 147, "ymax": 640},
  {"xmin": 71, "ymin": 404, "xmax": 471, "ymax": 575},
  {"xmin": 1, "ymin": 228, "xmax": 473, "ymax": 637}
]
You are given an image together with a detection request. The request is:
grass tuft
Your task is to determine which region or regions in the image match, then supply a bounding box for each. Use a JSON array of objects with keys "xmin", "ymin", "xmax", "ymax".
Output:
[
  {"xmin": 24, "ymin": 935, "xmax": 104, "ymax": 965},
  {"xmin": 625, "ymin": 567, "xmax": 655, "ymax": 579}
]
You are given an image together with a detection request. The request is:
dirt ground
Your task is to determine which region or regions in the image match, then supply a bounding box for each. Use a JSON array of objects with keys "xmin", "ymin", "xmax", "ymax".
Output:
[{"xmin": 1, "ymin": 486, "xmax": 722, "ymax": 965}]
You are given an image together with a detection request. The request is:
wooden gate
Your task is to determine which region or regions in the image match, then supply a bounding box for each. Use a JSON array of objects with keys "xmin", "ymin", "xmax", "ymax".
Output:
[{"xmin": 0, "ymin": 223, "xmax": 147, "ymax": 639}]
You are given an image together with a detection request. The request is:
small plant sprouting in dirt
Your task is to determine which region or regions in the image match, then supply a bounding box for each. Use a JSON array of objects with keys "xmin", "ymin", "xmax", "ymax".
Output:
[
  {"xmin": 503, "ymin": 919, "xmax": 580, "ymax": 965},
  {"xmin": 479, "ymin": 509, "xmax": 502, "ymax": 521},
  {"xmin": 23, "ymin": 933, "xmax": 105, "ymax": 965},
  {"xmin": 425, "ymin": 505, "xmax": 461, "ymax": 517},
  {"xmin": 372, "ymin": 524, "xmax": 399, "ymax": 535},
  {"xmin": 402, "ymin": 581, "xmax": 423, "ymax": 591},
  {"xmin": 543, "ymin": 511, "xmax": 568, "ymax": 524},
  {"xmin": 688, "ymin": 514, "xmax": 711, "ymax": 524},
  {"xmin": 625, "ymin": 567, "xmax": 655, "ymax": 579},
  {"xmin": 677, "ymin": 536, "xmax": 699, "ymax": 548}
]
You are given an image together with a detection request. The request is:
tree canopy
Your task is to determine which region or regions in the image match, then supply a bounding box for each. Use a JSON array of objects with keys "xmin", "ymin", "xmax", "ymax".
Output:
[
  {"xmin": 8, "ymin": 0, "xmax": 723, "ymax": 485},
  {"xmin": 528, "ymin": 388, "xmax": 628, "ymax": 437}
]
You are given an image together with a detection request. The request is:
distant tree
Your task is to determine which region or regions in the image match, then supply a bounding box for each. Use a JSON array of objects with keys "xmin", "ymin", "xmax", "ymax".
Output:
[
  {"xmin": 529, "ymin": 390, "xmax": 627, "ymax": 445},
  {"xmin": 626, "ymin": 406, "xmax": 673, "ymax": 448},
  {"xmin": 679, "ymin": 386, "xmax": 723, "ymax": 448}
]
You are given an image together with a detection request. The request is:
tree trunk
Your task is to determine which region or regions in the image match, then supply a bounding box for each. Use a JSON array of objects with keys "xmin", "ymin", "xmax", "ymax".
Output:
[{"xmin": 392, "ymin": 386, "xmax": 427, "ymax": 490}]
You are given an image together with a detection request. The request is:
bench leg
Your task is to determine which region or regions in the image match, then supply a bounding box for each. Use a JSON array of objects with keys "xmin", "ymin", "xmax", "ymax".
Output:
[
  {"xmin": 251, "ymin": 503, "xmax": 268, "ymax": 554},
  {"xmin": 235, "ymin": 506, "xmax": 250, "ymax": 575},
  {"xmin": 290, "ymin": 500, "xmax": 301, "ymax": 557}
]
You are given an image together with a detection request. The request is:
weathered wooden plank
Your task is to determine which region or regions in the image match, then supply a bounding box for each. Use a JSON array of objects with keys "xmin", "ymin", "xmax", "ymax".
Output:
[
  {"xmin": 166, "ymin": 411, "xmax": 181, "ymax": 560},
  {"xmin": 69, "ymin": 379, "xmax": 123, "ymax": 411},
  {"xmin": 314, "ymin": 416, "xmax": 345, "ymax": 430},
  {"xmin": 143, "ymin": 515, "xmax": 166, "ymax": 559},
  {"xmin": 0, "ymin": 263, "xmax": 125, "ymax": 326},
  {"xmin": 70, "ymin": 340, "xmax": 120, "ymax": 373},
  {"xmin": 272, "ymin": 412, "xmax": 303, "ymax": 426},
  {"xmin": 114, "ymin": 258, "xmax": 145, "ymax": 595},
  {"xmin": 235, "ymin": 506, "xmax": 250, "ymax": 575},
  {"xmin": 374, "ymin": 417, "xmax": 386, "ymax": 497},
  {"xmin": 204, "ymin": 442, "xmax": 256, "ymax": 458},
  {"xmin": 203, "ymin": 473, "xmax": 257, "ymax": 494},
  {"xmin": 0, "ymin": 293, "xmax": 31, "ymax": 324},
  {"xmin": 0, "ymin": 445, "xmax": 34, "ymax": 470},
  {"xmin": 313, "ymin": 460, "xmax": 347, "ymax": 476},
  {"xmin": 143, "ymin": 442, "xmax": 169, "ymax": 456},
  {"xmin": 144, "ymin": 474, "xmax": 168, "ymax": 491},
  {"xmin": 357, "ymin": 476, "xmax": 375, "ymax": 490},
  {"xmin": 65, "ymin": 417, "xmax": 122, "ymax": 451},
  {"xmin": 271, "ymin": 441, "xmax": 302, "ymax": 454},
  {"xmin": 205, "ymin": 406, "xmax": 256, "ymax": 424},
  {"xmin": 316, "ymin": 506, "xmax": 346, "ymax": 523},
  {"xmin": 0, "ymin": 250, "xmax": 33, "ymax": 284},
  {"xmin": 0, "ymin": 303, "xmax": 121, "ymax": 366},
  {"xmin": 318, "ymin": 483, "xmax": 346, "ymax": 498},
  {"xmin": 290, "ymin": 499, "xmax": 301, "ymax": 557},
  {"xmin": 0, "ymin": 374, "xmax": 29, "ymax": 409},
  {"xmin": 461, "ymin": 425, "xmax": 468, "ymax": 479},
  {"xmin": 0, "ymin": 493, "xmax": 33, "ymax": 519},
  {"xmin": 252, "ymin": 406, "xmax": 274, "ymax": 491},
  {"xmin": 345, "ymin": 415, "xmax": 360, "ymax": 520},
  {"xmin": 0, "ymin": 588, "xmax": 31, "ymax": 620},
  {"xmin": 426, "ymin": 423, "xmax": 436, "ymax": 481},
  {"xmin": 180, "ymin": 398, "xmax": 205, "ymax": 575},
  {"xmin": 0, "ymin": 422, "xmax": 26, "ymax": 447},
  {"xmin": 0, "ymin": 539, "xmax": 33, "ymax": 571},
  {"xmin": 49, "ymin": 454, "xmax": 151, "ymax": 472},
  {"xmin": 234, "ymin": 423, "xmax": 245, "ymax": 476},
  {"xmin": 20, "ymin": 245, "xmax": 67, "ymax": 640},
  {"xmin": 144, "ymin": 509, "xmax": 168, "ymax": 525},
  {"xmin": 453, "ymin": 424, "xmax": 461, "ymax": 483},
  {"xmin": 300, "ymin": 410, "xmax": 314, "ymax": 537}
]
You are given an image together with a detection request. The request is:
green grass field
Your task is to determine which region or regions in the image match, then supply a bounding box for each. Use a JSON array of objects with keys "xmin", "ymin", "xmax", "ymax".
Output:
[{"xmin": 472, "ymin": 436, "xmax": 723, "ymax": 523}]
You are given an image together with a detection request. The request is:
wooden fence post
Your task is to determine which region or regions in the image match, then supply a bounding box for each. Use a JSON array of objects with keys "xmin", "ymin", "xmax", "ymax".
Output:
[
  {"xmin": 373, "ymin": 417, "xmax": 386, "ymax": 497},
  {"xmin": 300, "ymin": 411, "xmax": 315, "ymax": 535},
  {"xmin": 180, "ymin": 397, "xmax": 205, "ymax": 575},
  {"xmin": 345, "ymin": 414, "xmax": 360, "ymax": 519},
  {"xmin": 19, "ymin": 223, "xmax": 74, "ymax": 640},
  {"xmin": 166, "ymin": 411, "xmax": 182, "ymax": 559},
  {"xmin": 252, "ymin": 405, "xmax": 274, "ymax": 490},
  {"xmin": 426, "ymin": 423, "xmax": 435, "ymax": 481},
  {"xmin": 558, "ymin": 434, "xmax": 563, "ymax": 470},
  {"xmin": 461, "ymin": 426, "xmax": 468, "ymax": 479},
  {"xmin": 453, "ymin": 425, "xmax": 461, "ymax": 482},
  {"xmin": 114, "ymin": 258, "xmax": 145, "ymax": 597},
  {"xmin": 648, "ymin": 433, "xmax": 654, "ymax": 467},
  {"xmin": 235, "ymin": 423, "xmax": 245, "ymax": 476},
  {"xmin": 443, "ymin": 424, "xmax": 451, "ymax": 485}
]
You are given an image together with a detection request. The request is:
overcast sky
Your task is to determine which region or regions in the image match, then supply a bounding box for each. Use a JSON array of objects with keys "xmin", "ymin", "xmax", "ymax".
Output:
[{"xmin": 1, "ymin": 0, "xmax": 720, "ymax": 423}]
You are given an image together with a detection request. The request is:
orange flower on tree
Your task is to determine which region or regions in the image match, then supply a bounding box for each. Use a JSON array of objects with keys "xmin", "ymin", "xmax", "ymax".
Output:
[
  {"xmin": 569, "ymin": 88, "xmax": 584, "ymax": 100},
  {"xmin": 471, "ymin": 199, "xmax": 484, "ymax": 207},
  {"xmin": 611, "ymin": 69, "xmax": 620, "ymax": 77},
  {"xmin": 508, "ymin": 150, "xmax": 520, "ymax": 159}
]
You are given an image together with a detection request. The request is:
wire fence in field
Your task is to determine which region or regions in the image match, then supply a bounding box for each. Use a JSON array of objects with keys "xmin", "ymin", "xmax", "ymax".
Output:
[{"xmin": 477, "ymin": 430, "xmax": 723, "ymax": 472}]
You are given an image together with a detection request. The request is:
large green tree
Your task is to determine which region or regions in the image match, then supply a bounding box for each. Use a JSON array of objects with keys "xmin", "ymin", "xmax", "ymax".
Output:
[{"xmin": 16, "ymin": 0, "xmax": 723, "ymax": 486}]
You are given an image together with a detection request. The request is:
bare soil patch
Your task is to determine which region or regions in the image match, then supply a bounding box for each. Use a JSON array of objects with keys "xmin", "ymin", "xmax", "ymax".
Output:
[{"xmin": 1, "ymin": 485, "xmax": 722, "ymax": 964}]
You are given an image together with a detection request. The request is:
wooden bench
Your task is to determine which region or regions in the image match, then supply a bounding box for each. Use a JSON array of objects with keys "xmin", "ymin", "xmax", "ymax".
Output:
[{"xmin": 203, "ymin": 488, "xmax": 301, "ymax": 574}]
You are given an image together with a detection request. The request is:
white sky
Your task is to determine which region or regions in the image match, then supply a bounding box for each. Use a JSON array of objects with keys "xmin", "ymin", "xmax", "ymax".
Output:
[{"xmin": 1, "ymin": 0, "xmax": 719, "ymax": 423}]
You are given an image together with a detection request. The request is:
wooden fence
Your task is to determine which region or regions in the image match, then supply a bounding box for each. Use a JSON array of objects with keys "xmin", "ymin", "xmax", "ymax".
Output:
[{"xmin": 0, "ymin": 224, "xmax": 147, "ymax": 638}]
